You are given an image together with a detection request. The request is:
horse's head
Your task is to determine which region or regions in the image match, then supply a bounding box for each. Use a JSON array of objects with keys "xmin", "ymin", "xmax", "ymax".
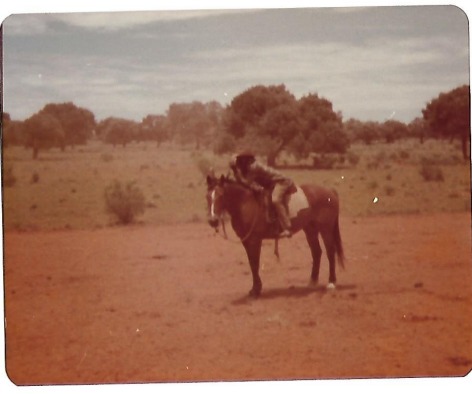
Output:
[{"xmin": 206, "ymin": 174, "xmax": 228, "ymax": 229}]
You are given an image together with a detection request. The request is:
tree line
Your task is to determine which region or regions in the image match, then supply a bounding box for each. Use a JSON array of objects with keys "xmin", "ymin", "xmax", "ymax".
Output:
[{"xmin": 2, "ymin": 84, "xmax": 470, "ymax": 161}]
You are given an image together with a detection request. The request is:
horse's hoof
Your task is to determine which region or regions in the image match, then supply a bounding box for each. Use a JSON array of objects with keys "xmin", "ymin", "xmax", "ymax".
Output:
[
  {"xmin": 249, "ymin": 288, "xmax": 261, "ymax": 298},
  {"xmin": 308, "ymin": 280, "xmax": 319, "ymax": 289},
  {"xmin": 327, "ymin": 282, "xmax": 336, "ymax": 290}
]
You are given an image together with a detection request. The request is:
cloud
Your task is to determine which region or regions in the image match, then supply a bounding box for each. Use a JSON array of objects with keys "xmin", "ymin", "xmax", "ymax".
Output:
[
  {"xmin": 3, "ymin": 14, "xmax": 52, "ymax": 35},
  {"xmin": 3, "ymin": 9, "xmax": 258, "ymax": 36},
  {"xmin": 184, "ymin": 37, "xmax": 468, "ymax": 121},
  {"xmin": 3, "ymin": 6, "xmax": 468, "ymax": 123}
]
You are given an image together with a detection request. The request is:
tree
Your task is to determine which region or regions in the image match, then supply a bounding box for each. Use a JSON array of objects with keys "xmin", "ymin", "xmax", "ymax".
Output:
[
  {"xmin": 344, "ymin": 119, "xmax": 380, "ymax": 145},
  {"xmin": 40, "ymin": 102, "xmax": 96, "ymax": 148},
  {"xmin": 139, "ymin": 115, "xmax": 169, "ymax": 146},
  {"xmin": 2, "ymin": 118, "xmax": 26, "ymax": 147},
  {"xmin": 224, "ymin": 85, "xmax": 348, "ymax": 166},
  {"xmin": 381, "ymin": 120, "xmax": 408, "ymax": 143},
  {"xmin": 224, "ymin": 84, "xmax": 300, "ymax": 165},
  {"xmin": 290, "ymin": 93, "xmax": 348, "ymax": 159},
  {"xmin": 23, "ymin": 112, "xmax": 65, "ymax": 159},
  {"xmin": 422, "ymin": 85, "xmax": 470, "ymax": 160},
  {"xmin": 97, "ymin": 117, "xmax": 138, "ymax": 147},
  {"xmin": 2, "ymin": 113, "xmax": 25, "ymax": 147},
  {"xmin": 408, "ymin": 117, "xmax": 428, "ymax": 143},
  {"xmin": 166, "ymin": 101, "xmax": 222, "ymax": 149}
]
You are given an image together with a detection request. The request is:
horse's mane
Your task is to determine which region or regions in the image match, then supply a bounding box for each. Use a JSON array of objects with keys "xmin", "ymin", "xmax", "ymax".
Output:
[{"xmin": 220, "ymin": 175, "xmax": 252, "ymax": 193}]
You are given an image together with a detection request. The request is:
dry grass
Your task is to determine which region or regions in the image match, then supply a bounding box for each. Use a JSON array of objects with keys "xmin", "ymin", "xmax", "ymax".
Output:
[{"xmin": 2, "ymin": 139, "xmax": 470, "ymax": 231}]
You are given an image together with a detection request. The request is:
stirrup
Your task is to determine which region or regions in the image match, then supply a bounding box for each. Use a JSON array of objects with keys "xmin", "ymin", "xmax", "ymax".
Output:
[{"xmin": 279, "ymin": 229, "xmax": 292, "ymax": 238}]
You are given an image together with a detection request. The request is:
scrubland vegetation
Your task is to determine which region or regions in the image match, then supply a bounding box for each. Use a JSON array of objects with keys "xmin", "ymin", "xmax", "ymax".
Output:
[
  {"xmin": 2, "ymin": 137, "xmax": 470, "ymax": 231},
  {"xmin": 2, "ymin": 83, "xmax": 470, "ymax": 230}
]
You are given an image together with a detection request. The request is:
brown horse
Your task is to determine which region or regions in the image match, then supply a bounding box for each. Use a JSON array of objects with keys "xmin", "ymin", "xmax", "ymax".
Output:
[{"xmin": 206, "ymin": 174, "xmax": 345, "ymax": 297}]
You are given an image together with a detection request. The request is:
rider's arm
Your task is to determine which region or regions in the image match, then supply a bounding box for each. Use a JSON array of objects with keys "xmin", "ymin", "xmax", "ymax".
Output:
[{"xmin": 233, "ymin": 165, "xmax": 264, "ymax": 192}]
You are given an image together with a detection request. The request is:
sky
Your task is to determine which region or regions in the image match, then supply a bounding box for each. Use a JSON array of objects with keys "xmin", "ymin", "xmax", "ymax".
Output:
[{"xmin": 2, "ymin": 2, "xmax": 470, "ymax": 124}]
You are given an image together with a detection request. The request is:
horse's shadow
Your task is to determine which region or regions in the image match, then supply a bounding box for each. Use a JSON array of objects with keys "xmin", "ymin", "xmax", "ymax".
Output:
[{"xmin": 231, "ymin": 284, "xmax": 357, "ymax": 305}]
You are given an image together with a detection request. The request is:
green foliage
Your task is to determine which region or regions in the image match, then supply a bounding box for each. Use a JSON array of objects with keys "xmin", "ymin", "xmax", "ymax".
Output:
[
  {"xmin": 2, "ymin": 116, "xmax": 27, "ymax": 147},
  {"xmin": 104, "ymin": 180, "xmax": 146, "ymax": 224},
  {"xmin": 23, "ymin": 112, "xmax": 65, "ymax": 159},
  {"xmin": 408, "ymin": 117, "xmax": 428, "ymax": 142},
  {"xmin": 97, "ymin": 117, "xmax": 138, "ymax": 147},
  {"xmin": 139, "ymin": 114, "xmax": 169, "ymax": 146},
  {"xmin": 40, "ymin": 102, "xmax": 96, "ymax": 147},
  {"xmin": 291, "ymin": 93, "xmax": 348, "ymax": 158},
  {"xmin": 344, "ymin": 119, "xmax": 380, "ymax": 145},
  {"xmin": 166, "ymin": 101, "xmax": 222, "ymax": 149},
  {"xmin": 312, "ymin": 154, "xmax": 338, "ymax": 169},
  {"xmin": 422, "ymin": 84, "xmax": 470, "ymax": 159},
  {"xmin": 382, "ymin": 120, "xmax": 409, "ymax": 143},
  {"xmin": 224, "ymin": 85, "xmax": 348, "ymax": 165},
  {"xmin": 224, "ymin": 84, "xmax": 299, "ymax": 165},
  {"xmin": 344, "ymin": 118, "xmax": 411, "ymax": 145}
]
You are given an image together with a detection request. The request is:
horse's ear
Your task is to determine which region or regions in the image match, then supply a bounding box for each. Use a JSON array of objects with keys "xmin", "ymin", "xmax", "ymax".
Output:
[{"xmin": 219, "ymin": 174, "xmax": 227, "ymax": 184}]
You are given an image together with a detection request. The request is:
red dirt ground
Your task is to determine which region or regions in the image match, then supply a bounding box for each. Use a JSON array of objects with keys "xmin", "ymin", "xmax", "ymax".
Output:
[{"xmin": 3, "ymin": 213, "xmax": 472, "ymax": 385}]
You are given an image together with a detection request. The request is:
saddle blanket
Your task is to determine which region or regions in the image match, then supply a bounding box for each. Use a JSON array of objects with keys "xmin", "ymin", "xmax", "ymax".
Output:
[{"xmin": 287, "ymin": 185, "xmax": 310, "ymax": 218}]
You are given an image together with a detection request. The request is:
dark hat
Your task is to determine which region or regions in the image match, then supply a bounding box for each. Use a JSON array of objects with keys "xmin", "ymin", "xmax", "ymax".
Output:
[
  {"xmin": 236, "ymin": 150, "xmax": 255, "ymax": 159},
  {"xmin": 235, "ymin": 151, "xmax": 256, "ymax": 167}
]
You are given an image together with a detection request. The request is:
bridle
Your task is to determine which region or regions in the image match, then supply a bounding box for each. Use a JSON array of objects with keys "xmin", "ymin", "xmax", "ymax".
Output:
[{"xmin": 208, "ymin": 181, "xmax": 258, "ymax": 243}]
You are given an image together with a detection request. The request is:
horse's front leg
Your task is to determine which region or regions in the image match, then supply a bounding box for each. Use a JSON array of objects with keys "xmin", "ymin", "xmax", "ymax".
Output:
[
  {"xmin": 243, "ymin": 238, "xmax": 263, "ymax": 297},
  {"xmin": 303, "ymin": 224, "xmax": 322, "ymax": 286}
]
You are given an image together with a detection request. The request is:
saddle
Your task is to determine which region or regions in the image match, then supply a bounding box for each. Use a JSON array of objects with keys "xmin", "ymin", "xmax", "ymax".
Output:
[{"xmin": 262, "ymin": 183, "xmax": 297, "ymax": 224}]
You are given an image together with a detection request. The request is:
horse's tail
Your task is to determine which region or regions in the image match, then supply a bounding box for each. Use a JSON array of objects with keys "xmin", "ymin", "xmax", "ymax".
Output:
[{"xmin": 333, "ymin": 217, "xmax": 345, "ymax": 269}]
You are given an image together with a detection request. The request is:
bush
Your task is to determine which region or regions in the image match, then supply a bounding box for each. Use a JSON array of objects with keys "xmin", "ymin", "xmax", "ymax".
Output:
[
  {"xmin": 3, "ymin": 166, "xmax": 17, "ymax": 187},
  {"xmin": 399, "ymin": 150, "xmax": 410, "ymax": 160},
  {"xmin": 104, "ymin": 180, "xmax": 146, "ymax": 224},
  {"xmin": 101, "ymin": 153, "xmax": 114, "ymax": 162},
  {"xmin": 384, "ymin": 185, "xmax": 396, "ymax": 196},
  {"xmin": 31, "ymin": 172, "xmax": 40, "ymax": 184},
  {"xmin": 312, "ymin": 154, "xmax": 337, "ymax": 169},
  {"xmin": 347, "ymin": 152, "xmax": 360, "ymax": 167},
  {"xmin": 195, "ymin": 155, "xmax": 213, "ymax": 177},
  {"xmin": 419, "ymin": 162, "xmax": 444, "ymax": 182}
]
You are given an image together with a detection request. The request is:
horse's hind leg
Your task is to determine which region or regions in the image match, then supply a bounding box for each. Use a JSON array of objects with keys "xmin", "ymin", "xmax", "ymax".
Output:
[
  {"xmin": 303, "ymin": 224, "xmax": 322, "ymax": 286},
  {"xmin": 320, "ymin": 228, "xmax": 337, "ymax": 288}
]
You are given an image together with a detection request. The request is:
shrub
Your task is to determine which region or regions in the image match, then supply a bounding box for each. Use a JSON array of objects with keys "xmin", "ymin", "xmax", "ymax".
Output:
[
  {"xmin": 368, "ymin": 180, "xmax": 379, "ymax": 189},
  {"xmin": 347, "ymin": 152, "xmax": 360, "ymax": 167},
  {"xmin": 3, "ymin": 166, "xmax": 17, "ymax": 187},
  {"xmin": 101, "ymin": 153, "xmax": 114, "ymax": 162},
  {"xmin": 384, "ymin": 185, "xmax": 396, "ymax": 196},
  {"xmin": 31, "ymin": 172, "xmax": 40, "ymax": 184},
  {"xmin": 399, "ymin": 150, "xmax": 410, "ymax": 160},
  {"xmin": 194, "ymin": 154, "xmax": 213, "ymax": 177},
  {"xmin": 312, "ymin": 154, "xmax": 337, "ymax": 169},
  {"xmin": 104, "ymin": 180, "xmax": 146, "ymax": 224},
  {"xmin": 419, "ymin": 162, "xmax": 444, "ymax": 182}
]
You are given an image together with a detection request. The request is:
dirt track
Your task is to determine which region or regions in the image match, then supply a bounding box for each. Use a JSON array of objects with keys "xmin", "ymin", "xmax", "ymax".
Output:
[{"xmin": 4, "ymin": 213, "xmax": 472, "ymax": 385}]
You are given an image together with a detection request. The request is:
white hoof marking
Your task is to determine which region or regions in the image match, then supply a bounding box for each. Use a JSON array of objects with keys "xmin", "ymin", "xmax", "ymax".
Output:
[{"xmin": 326, "ymin": 283, "xmax": 336, "ymax": 290}]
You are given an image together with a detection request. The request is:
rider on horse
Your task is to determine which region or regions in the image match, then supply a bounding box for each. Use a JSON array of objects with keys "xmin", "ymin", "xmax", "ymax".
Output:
[{"xmin": 230, "ymin": 151, "xmax": 295, "ymax": 238}]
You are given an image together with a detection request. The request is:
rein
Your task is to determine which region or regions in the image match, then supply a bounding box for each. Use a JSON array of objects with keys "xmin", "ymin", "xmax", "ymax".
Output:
[
  {"xmin": 214, "ymin": 210, "xmax": 257, "ymax": 244},
  {"xmin": 209, "ymin": 179, "xmax": 280, "ymax": 259}
]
